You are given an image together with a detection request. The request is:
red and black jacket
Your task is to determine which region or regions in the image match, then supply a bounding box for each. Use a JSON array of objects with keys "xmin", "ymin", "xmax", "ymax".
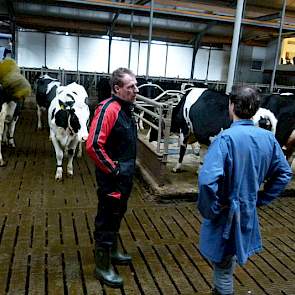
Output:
[{"xmin": 86, "ymin": 95, "xmax": 137, "ymax": 196}]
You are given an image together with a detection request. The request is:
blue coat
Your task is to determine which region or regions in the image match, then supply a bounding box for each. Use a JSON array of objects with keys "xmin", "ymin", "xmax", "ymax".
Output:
[{"xmin": 198, "ymin": 120, "xmax": 292, "ymax": 265}]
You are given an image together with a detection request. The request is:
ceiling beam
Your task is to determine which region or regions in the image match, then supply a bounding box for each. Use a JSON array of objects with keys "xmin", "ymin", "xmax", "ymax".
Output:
[
  {"xmin": 15, "ymin": 15, "xmax": 240, "ymax": 45},
  {"xmin": 134, "ymin": 0, "xmax": 150, "ymax": 4},
  {"xmin": 54, "ymin": 0, "xmax": 295, "ymax": 31},
  {"xmin": 5, "ymin": 0, "xmax": 15, "ymax": 18},
  {"xmin": 252, "ymin": 12, "xmax": 281, "ymax": 21}
]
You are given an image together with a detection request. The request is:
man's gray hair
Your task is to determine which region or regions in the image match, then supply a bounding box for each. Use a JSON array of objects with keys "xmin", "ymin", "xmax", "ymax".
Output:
[{"xmin": 110, "ymin": 68, "xmax": 135, "ymax": 93}]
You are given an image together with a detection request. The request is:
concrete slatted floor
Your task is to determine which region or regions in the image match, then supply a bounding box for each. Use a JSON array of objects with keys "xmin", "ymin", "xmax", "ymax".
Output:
[{"xmin": 0, "ymin": 109, "xmax": 295, "ymax": 295}]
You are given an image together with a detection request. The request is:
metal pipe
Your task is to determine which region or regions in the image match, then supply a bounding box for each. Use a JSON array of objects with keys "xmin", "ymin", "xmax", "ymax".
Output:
[
  {"xmin": 44, "ymin": 33, "xmax": 47, "ymax": 67},
  {"xmin": 205, "ymin": 46, "xmax": 211, "ymax": 82},
  {"xmin": 137, "ymin": 40, "xmax": 140, "ymax": 75},
  {"xmin": 163, "ymin": 102, "xmax": 173, "ymax": 162},
  {"xmin": 146, "ymin": 0, "xmax": 154, "ymax": 78},
  {"xmin": 11, "ymin": 20, "xmax": 16, "ymax": 59},
  {"xmin": 128, "ymin": 0, "xmax": 134, "ymax": 68},
  {"xmin": 0, "ymin": 33, "xmax": 12, "ymax": 38},
  {"xmin": 53, "ymin": 0, "xmax": 294, "ymax": 30},
  {"xmin": 157, "ymin": 105, "xmax": 162, "ymax": 153},
  {"xmin": 270, "ymin": 0, "xmax": 287, "ymax": 93},
  {"xmin": 164, "ymin": 44, "xmax": 168, "ymax": 77},
  {"xmin": 77, "ymin": 34, "xmax": 80, "ymax": 82},
  {"xmin": 108, "ymin": 35, "xmax": 112, "ymax": 74},
  {"xmin": 226, "ymin": 0, "xmax": 245, "ymax": 94}
]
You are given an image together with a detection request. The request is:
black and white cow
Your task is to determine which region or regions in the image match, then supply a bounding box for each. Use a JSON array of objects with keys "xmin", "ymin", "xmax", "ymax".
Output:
[
  {"xmin": 0, "ymin": 86, "xmax": 21, "ymax": 166},
  {"xmin": 48, "ymin": 82, "xmax": 90, "ymax": 180},
  {"xmin": 0, "ymin": 59, "xmax": 31, "ymax": 167},
  {"xmin": 149, "ymin": 88, "xmax": 295, "ymax": 172},
  {"xmin": 150, "ymin": 88, "xmax": 232, "ymax": 172},
  {"xmin": 36, "ymin": 74, "xmax": 61, "ymax": 129},
  {"xmin": 256, "ymin": 92, "xmax": 295, "ymax": 164}
]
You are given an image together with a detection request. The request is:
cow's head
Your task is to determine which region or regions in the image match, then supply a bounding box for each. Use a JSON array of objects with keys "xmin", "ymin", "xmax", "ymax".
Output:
[
  {"xmin": 258, "ymin": 116, "xmax": 272, "ymax": 131},
  {"xmin": 56, "ymin": 83, "xmax": 90, "ymax": 142},
  {"xmin": 54, "ymin": 99, "xmax": 81, "ymax": 135}
]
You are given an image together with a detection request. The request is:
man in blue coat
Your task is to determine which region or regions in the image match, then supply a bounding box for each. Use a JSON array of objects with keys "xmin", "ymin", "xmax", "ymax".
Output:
[{"xmin": 197, "ymin": 86, "xmax": 292, "ymax": 295}]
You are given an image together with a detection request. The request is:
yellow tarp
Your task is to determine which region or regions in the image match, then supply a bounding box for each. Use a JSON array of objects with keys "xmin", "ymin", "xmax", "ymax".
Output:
[{"xmin": 0, "ymin": 58, "xmax": 31, "ymax": 100}]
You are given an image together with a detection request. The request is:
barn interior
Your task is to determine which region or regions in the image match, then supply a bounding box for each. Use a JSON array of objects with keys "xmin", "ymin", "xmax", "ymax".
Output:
[{"xmin": 1, "ymin": 1, "xmax": 295, "ymax": 294}]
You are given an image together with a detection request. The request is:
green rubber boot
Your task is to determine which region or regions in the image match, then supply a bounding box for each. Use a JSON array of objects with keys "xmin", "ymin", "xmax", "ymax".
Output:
[
  {"xmin": 94, "ymin": 245, "xmax": 123, "ymax": 288},
  {"xmin": 111, "ymin": 235, "xmax": 132, "ymax": 265}
]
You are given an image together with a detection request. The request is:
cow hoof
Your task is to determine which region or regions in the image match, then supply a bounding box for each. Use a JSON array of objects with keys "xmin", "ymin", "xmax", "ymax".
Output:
[
  {"xmin": 0, "ymin": 160, "xmax": 7, "ymax": 167},
  {"xmin": 55, "ymin": 173, "xmax": 63, "ymax": 181},
  {"xmin": 172, "ymin": 168, "xmax": 181, "ymax": 173}
]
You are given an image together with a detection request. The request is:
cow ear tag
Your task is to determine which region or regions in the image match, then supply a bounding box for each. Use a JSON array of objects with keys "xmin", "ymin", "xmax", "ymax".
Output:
[{"xmin": 59, "ymin": 100, "xmax": 65, "ymax": 110}]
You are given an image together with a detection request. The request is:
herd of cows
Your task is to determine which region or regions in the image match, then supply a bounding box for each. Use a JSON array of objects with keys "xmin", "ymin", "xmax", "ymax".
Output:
[
  {"xmin": 145, "ymin": 86, "xmax": 295, "ymax": 172},
  {"xmin": 0, "ymin": 59, "xmax": 295, "ymax": 182}
]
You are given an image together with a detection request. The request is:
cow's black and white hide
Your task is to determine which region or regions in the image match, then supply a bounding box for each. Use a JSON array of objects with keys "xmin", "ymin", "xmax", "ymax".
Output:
[
  {"xmin": 0, "ymin": 59, "xmax": 31, "ymax": 167},
  {"xmin": 252, "ymin": 107, "xmax": 277, "ymax": 133},
  {"xmin": 36, "ymin": 74, "xmax": 61, "ymax": 129},
  {"xmin": 150, "ymin": 88, "xmax": 231, "ymax": 172},
  {"xmin": 48, "ymin": 82, "xmax": 90, "ymax": 180},
  {"xmin": 0, "ymin": 87, "xmax": 21, "ymax": 166},
  {"xmin": 254, "ymin": 92, "xmax": 295, "ymax": 164}
]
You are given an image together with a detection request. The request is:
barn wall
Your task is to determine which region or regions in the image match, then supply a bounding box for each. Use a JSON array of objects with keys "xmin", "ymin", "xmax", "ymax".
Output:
[
  {"xmin": 17, "ymin": 31, "xmax": 45, "ymax": 68},
  {"xmin": 16, "ymin": 30, "xmax": 267, "ymax": 84},
  {"xmin": 264, "ymin": 39, "xmax": 277, "ymax": 70},
  {"xmin": 166, "ymin": 45, "xmax": 193, "ymax": 78},
  {"xmin": 79, "ymin": 37, "xmax": 109, "ymax": 73},
  {"xmin": 236, "ymin": 45, "xmax": 266, "ymax": 84},
  {"xmin": 46, "ymin": 34, "xmax": 78, "ymax": 71},
  {"xmin": 207, "ymin": 48, "xmax": 230, "ymax": 81}
]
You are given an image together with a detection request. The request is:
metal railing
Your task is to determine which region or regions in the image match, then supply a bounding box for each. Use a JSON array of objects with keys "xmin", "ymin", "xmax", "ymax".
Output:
[{"xmin": 134, "ymin": 94, "xmax": 174, "ymax": 161}]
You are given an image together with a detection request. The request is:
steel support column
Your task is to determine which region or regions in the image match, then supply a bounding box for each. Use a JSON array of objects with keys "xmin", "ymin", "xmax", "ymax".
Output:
[
  {"xmin": 44, "ymin": 33, "xmax": 47, "ymax": 68},
  {"xmin": 128, "ymin": 0, "xmax": 134, "ymax": 68},
  {"xmin": 77, "ymin": 34, "xmax": 80, "ymax": 83},
  {"xmin": 270, "ymin": 0, "xmax": 287, "ymax": 93},
  {"xmin": 146, "ymin": 0, "xmax": 154, "ymax": 78},
  {"xmin": 108, "ymin": 35, "xmax": 112, "ymax": 74},
  {"xmin": 226, "ymin": 0, "xmax": 244, "ymax": 94}
]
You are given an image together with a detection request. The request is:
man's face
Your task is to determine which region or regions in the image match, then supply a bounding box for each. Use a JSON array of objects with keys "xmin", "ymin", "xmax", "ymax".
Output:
[{"xmin": 114, "ymin": 74, "xmax": 138, "ymax": 103}]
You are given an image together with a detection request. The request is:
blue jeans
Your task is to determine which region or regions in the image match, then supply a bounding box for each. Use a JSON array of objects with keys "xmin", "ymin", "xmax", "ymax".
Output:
[{"xmin": 212, "ymin": 255, "xmax": 236, "ymax": 295}]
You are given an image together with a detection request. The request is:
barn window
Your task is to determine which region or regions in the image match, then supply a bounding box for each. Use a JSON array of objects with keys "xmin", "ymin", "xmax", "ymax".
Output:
[{"xmin": 251, "ymin": 59, "xmax": 263, "ymax": 71}]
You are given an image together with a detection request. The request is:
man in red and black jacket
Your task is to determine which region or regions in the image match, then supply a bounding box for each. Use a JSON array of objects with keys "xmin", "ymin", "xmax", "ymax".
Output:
[{"xmin": 86, "ymin": 68, "xmax": 138, "ymax": 288}]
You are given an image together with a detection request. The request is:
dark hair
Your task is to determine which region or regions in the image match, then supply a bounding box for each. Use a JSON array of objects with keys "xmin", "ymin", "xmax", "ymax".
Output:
[
  {"xmin": 110, "ymin": 67, "xmax": 135, "ymax": 93},
  {"xmin": 230, "ymin": 86, "xmax": 260, "ymax": 119}
]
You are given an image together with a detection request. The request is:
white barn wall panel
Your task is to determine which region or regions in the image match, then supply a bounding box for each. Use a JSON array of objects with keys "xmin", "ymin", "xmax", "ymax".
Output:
[
  {"xmin": 17, "ymin": 31, "xmax": 45, "ymax": 68},
  {"xmin": 79, "ymin": 37, "xmax": 109, "ymax": 73},
  {"xmin": 129, "ymin": 41, "xmax": 139, "ymax": 75},
  {"xmin": 46, "ymin": 34, "xmax": 77, "ymax": 71},
  {"xmin": 149, "ymin": 43, "xmax": 167, "ymax": 77},
  {"xmin": 110, "ymin": 39, "xmax": 129, "ymax": 73},
  {"xmin": 193, "ymin": 48, "xmax": 209, "ymax": 80},
  {"xmin": 137, "ymin": 42, "xmax": 148, "ymax": 76},
  {"xmin": 16, "ymin": 31, "xmax": 264, "ymax": 84},
  {"xmin": 207, "ymin": 49, "xmax": 230, "ymax": 81},
  {"xmin": 166, "ymin": 45, "xmax": 193, "ymax": 78}
]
